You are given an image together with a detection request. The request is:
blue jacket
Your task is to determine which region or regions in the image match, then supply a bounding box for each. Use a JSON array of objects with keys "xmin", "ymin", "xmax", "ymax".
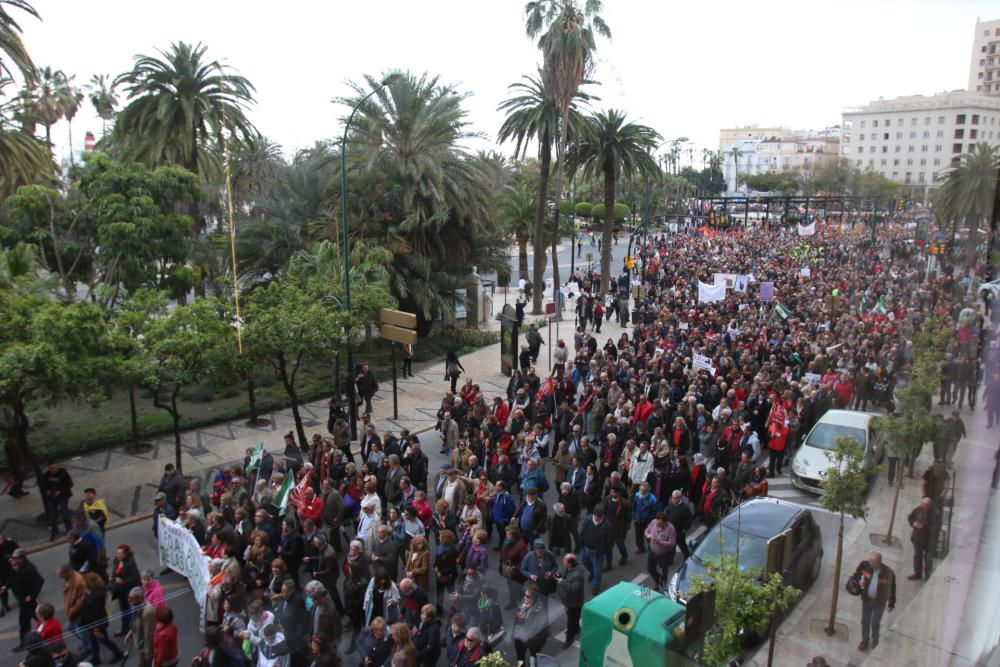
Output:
[
  {"xmin": 633, "ymin": 491, "xmax": 659, "ymax": 525},
  {"xmin": 492, "ymin": 492, "xmax": 516, "ymax": 526}
]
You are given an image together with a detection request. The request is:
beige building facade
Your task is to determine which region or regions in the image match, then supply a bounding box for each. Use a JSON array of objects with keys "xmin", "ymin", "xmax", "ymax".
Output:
[{"xmin": 969, "ymin": 18, "xmax": 1000, "ymax": 95}]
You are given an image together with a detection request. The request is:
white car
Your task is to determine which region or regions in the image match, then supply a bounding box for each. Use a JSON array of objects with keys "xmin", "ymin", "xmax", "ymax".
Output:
[{"xmin": 790, "ymin": 409, "xmax": 884, "ymax": 493}]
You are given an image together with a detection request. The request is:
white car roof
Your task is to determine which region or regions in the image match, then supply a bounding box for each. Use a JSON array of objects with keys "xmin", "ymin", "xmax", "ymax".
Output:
[{"xmin": 813, "ymin": 409, "xmax": 877, "ymax": 429}]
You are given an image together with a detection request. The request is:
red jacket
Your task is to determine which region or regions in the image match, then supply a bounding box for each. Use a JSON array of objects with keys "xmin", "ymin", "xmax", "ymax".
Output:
[
  {"xmin": 153, "ymin": 621, "xmax": 179, "ymax": 667},
  {"xmin": 35, "ymin": 618, "xmax": 62, "ymax": 644},
  {"xmin": 493, "ymin": 401, "xmax": 510, "ymax": 428}
]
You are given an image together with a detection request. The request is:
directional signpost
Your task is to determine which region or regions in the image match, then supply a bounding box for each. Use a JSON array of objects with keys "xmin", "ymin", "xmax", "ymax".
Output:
[{"xmin": 379, "ymin": 308, "xmax": 418, "ymax": 419}]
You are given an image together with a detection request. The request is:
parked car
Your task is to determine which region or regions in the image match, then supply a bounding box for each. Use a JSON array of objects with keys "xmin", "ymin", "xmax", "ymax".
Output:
[
  {"xmin": 790, "ymin": 409, "xmax": 885, "ymax": 494},
  {"xmin": 669, "ymin": 498, "xmax": 823, "ymax": 605}
]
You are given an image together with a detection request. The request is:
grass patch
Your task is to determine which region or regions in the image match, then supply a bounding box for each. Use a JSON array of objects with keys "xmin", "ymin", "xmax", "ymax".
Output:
[{"xmin": 4, "ymin": 328, "xmax": 498, "ymax": 467}]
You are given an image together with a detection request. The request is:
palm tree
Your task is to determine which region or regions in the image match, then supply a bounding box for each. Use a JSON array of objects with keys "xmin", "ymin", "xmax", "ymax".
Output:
[
  {"xmin": 0, "ymin": 0, "xmax": 38, "ymax": 84},
  {"xmin": 0, "ymin": 79, "xmax": 53, "ymax": 194},
  {"xmin": 525, "ymin": 0, "xmax": 610, "ymax": 310},
  {"xmin": 87, "ymin": 74, "xmax": 118, "ymax": 134},
  {"xmin": 729, "ymin": 145, "xmax": 743, "ymax": 194},
  {"xmin": 113, "ymin": 41, "xmax": 257, "ymax": 229},
  {"xmin": 337, "ymin": 72, "xmax": 501, "ymax": 328},
  {"xmin": 57, "ymin": 73, "xmax": 83, "ymax": 166},
  {"xmin": 567, "ymin": 109, "xmax": 660, "ymax": 296},
  {"xmin": 229, "ymin": 134, "xmax": 284, "ymax": 216},
  {"xmin": 499, "ymin": 181, "xmax": 536, "ymax": 280},
  {"xmin": 27, "ymin": 66, "xmax": 65, "ymax": 147},
  {"xmin": 934, "ymin": 142, "xmax": 999, "ymax": 263}
]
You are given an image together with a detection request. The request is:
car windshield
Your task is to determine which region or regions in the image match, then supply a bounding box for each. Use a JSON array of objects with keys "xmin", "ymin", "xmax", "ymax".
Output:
[
  {"xmin": 692, "ymin": 524, "xmax": 767, "ymax": 572},
  {"xmin": 805, "ymin": 423, "xmax": 865, "ymax": 452}
]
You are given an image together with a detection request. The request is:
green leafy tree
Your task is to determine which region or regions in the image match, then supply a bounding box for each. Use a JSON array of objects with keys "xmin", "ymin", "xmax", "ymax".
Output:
[
  {"xmin": 688, "ymin": 555, "xmax": 800, "ymax": 665},
  {"xmin": 819, "ymin": 435, "xmax": 872, "ymax": 636},
  {"xmin": 873, "ymin": 325, "xmax": 946, "ymax": 545},
  {"xmin": 242, "ymin": 278, "xmax": 356, "ymax": 447},
  {"xmin": 0, "ymin": 294, "xmax": 111, "ymax": 487},
  {"xmin": 135, "ymin": 297, "xmax": 238, "ymax": 473},
  {"xmin": 4, "ymin": 182, "xmax": 95, "ymax": 299},
  {"xmin": 525, "ymin": 0, "xmax": 610, "ymax": 309},
  {"xmin": 0, "ymin": 79, "xmax": 55, "ymax": 194},
  {"xmin": 113, "ymin": 289, "xmax": 168, "ymax": 452},
  {"xmin": 0, "ymin": 242, "xmax": 57, "ymax": 294},
  {"xmin": 77, "ymin": 155, "xmax": 202, "ymax": 304},
  {"xmin": 567, "ymin": 109, "xmax": 659, "ymax": 295}
]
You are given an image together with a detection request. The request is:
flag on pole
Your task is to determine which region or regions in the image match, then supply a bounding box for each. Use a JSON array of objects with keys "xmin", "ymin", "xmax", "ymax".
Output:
[
  {"xmin": 859, "ymin": 295, "xmax": 869, "ymax": 314},
  {"xmin": 273, "ymin": 473, "xmax": 294, "ymax": 514},
  {"xmin": 246, "ymin": 443, "xmax": 265, "ymax": 472},
  {"xmin": 289, "ymin": 469, "xmax": 314, "ymax": 512},
  {"xmin": 870, "ymin": 298, "xmax": 889, "ymax": 315},
  {"xmin": 535, "ymin": 377, "xmax": 554, "ymax": 403},
  {"xmin": 774, "ymin": 303, "xmax": 790, "ymax": 320}
]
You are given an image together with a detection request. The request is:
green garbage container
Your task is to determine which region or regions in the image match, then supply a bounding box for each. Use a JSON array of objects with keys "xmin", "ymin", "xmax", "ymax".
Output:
[{"xmin": 578, "ymin": 581, "xmax": 696, "ymax": 667}]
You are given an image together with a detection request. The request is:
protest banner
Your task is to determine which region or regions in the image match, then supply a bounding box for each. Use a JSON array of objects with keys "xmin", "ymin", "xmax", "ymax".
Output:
[
  {"xmin": 158, "ymin": 518, "xmax": 211, "ymax": 627},
  {"xmin": 798, "ymin": 221, "xmax": 816, "ymax": 236},
  {"xmin": 804, "ymin": 372, "xmax": 822, "ymax": 385},
  {"xmin": 734, "ymin": 275, "xmax": 749, "ymax": 293},
  {"xmin": 693, "ymin": 353, "xmax": 716, "ymax": 376},
  {"xmin": 759, "ymin": 282, "xmax": 775, "ymax": 302},
  {"xmin": 698, "ymin": 281, "xmax": 726, "ymax": 304}
]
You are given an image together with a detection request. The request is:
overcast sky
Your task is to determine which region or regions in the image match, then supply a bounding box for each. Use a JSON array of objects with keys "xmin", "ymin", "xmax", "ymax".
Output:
[{"xmin": 22, "ymin": 0, "xmax": 997, "ymax": 166}]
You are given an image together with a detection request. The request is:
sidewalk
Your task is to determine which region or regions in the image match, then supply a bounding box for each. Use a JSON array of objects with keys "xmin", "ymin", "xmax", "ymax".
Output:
[
  {"xmin": 0, "ymin": 300, "xmax": 623, "ymax": 549},
  {"xmin": 750, "ymin": 399, "xmax": 998, "ymax": 666}
]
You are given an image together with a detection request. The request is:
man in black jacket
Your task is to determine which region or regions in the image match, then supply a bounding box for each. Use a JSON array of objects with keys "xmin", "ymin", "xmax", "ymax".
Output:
[
  {"xmin": 579, "ymin": 505, "xmax": 612, "ymax": 595},
  {"xmin": 555, "ymin": 553, "xmax": 586, "ymax": 648},
  {"xmin": 908, "ymin": 497, "xmax": 935, "ymax": 581},
  {"xmin": 851, "ymin": 551, "xmax": 895, "ymax": 651},
  {"xmin": 39, "ymin": 462, "xmax": 74, "ymax": 540},
  {"xmin": 272, "ymin": 579, "xmax": 310, "ymax": 663},
  {"xmin": 665, "ymin": 490, "xmax": 694, "ymax": 560},
  {"xmin": 4, "ymin": 549, "xmax": 44, "ymax": 649}
]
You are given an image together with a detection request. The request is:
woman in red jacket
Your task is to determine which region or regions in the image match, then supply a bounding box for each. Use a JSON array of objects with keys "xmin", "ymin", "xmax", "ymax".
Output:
[
  {"xmin": 33, "ymin": 602, "xmax": 62, "ymax": 644},
  {"xmin": 153, "ymin": 605, "xmax": 179, "ymax": 667}
]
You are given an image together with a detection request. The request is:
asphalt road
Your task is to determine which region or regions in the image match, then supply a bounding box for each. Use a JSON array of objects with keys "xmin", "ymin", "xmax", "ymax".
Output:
[
  {"xmin": 485, "ymin": 232, "xmax": 634, "ymax": 288},
  {"xmin": 0, "ymin": 427, "xmax": 858, "ymax": 666}
]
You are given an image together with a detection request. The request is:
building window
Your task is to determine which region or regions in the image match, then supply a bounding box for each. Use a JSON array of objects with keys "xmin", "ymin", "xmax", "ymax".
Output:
[
  {"xmin": 972, "ymin": 114, "xmax": 980, "ymax": 125},
  {"xmin": 969, "ymin": 144, "xmax": 976, "ymax": 152},
  {"xmin": 920, "ymin": 158, "xmax": 927, "ymax": 166},
  {"xmin": 934, "ymin": 145, "xmax": 941, "ymax": 152},
  {"xmin": 938, "ymin": 116, "xmax": 945, "ymax": 124},
  {"xmin": 911, "ymin": 117, "xmax": 917, "ymax": 126},
  {"xmin": 885, "ymin": 119, "xmax": 891, "ymax": 127},
  {"xmin": 880, "ymin": 159, "xmax": 887, "ymax": 166},
  {"xmin": 872, "ymin": 120, "xmax": 878, "ymax": 127},
  {"xmin": 906, "ymin": 159, "xmax": 913, "ymax": 166},
  {"xmin": 870, "ymin": 146, "xmax": 876, "ymax": 153},
  {"xmin": 855, "ymin": 159, "xmax": 862, "ymax": 167},
  {"xmin": 860, "ymin": 120, "xmax": 866, "ymax": 128},
  {"xmin": 896, "ymin": 132, "xmax": 902, "ymax": 139},
  {"xmin": 936, "ymin": 130, "xmax": 944, "ymax": 138},
  {"xmin": 970, "ymin": 129, "xmax": 978, "ymax": 139},
  {"xmin": 892, "ymin": 172, "xmax": 898, "ymax": 179},
  {"xmin": 918, "ymin": 172, "xmax": 925, "ymax": 182},
  {"xmin": 956, "ymin": 114, "xmax": 966, "ymax": 124},
  {"xmin": 904, "ymin": 173, "xmax": 911, "ymax": 184},
  {"xmin": 893, "ymin": 159, "xmax": 900, "ymax": 166},
  {"xmin": 955, "ymin": 129, "xmax": 964, "ymax": 139},
  {"xmin": 933, "ymin": 159, "xmax": 941, "ymax": 166},
  {"xmin": 923, "ymin": 131, "xmax": 929, "ymax": 138},
  {"xmin": 857, "ymin": 146, "xmax": 864, "ymax": 154},
  {"xmin": 868, "ymin": 159, "xmax": 874, "ymax": 167},
  {"xmin": 895, "ymin": 145, "xmax": 901, "ymax": 153},
  {"xmin": 921, "ymin": 145, "xmax": 928, "ymax": 152},
  {"xmin": 882, "ymin": 146, "xmax": 888, "ymax": 153},
  {"xmin": 952, "ymin": 143, "xmax": 963, "ymax": 153},
  {"xmin": 924, "ymin": 117, "xmax": 930, "ymax": 125},
  {"xmin": 908, "ymin": 145, "xmax": 915, "ymax": 152},
  {"xmin": 884, "ymin": 133, "xmax": 889, "ymax": 140},
  {"xmin": 859, "ymin": 133, "xmax": 865, "ymax": 140}
]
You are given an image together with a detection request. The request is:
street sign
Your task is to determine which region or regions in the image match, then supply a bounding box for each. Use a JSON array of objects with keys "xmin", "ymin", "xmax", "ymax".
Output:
[
  {"xmin": 380, "ymin": 324, "xmax": 418, "ymax": 346},
  {"xmin": 545, "ymin": 302, "xmax": 556, "ymax": 315},
  {"xmin": 378, "ymin": 309, "xmax": 418, "ymax": 420},
  {"xmin": 379, "ymin": 308, "xmax": 417, "ymax": 329},
  {"xmin": 684, "ymin": 588, "xmax": 716, "ymax": 648},
  {"xmin": 765, "ymin": 528, "xmax": 793, "ymax": 576}
]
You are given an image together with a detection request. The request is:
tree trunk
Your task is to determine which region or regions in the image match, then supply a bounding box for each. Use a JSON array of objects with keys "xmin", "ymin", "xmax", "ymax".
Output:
[
  {"xmin": 885, "ymin": 470, "xmax": 903, "ymax": 544},
  {"xmin": 532, "ymin": 133, "xmax": 552, "ymax": 315},
  {"xmin": 826, "ymin": 513, "xmax": 845, "ymax": 635},
  {"xmin": 67, "ymin": 120, "xmax": 74, "ymax": 167},
  {"xmin": 283, "ymin": 378, "xmax": 307, "ymax": 449},
  {"xmin": 550, "ymin": 116, "xmax": 569, "ymax": 317},
  {"xmin": 518, "ymin": 236, "xmax": 529, "ymax": 280},
  {"xmin": 170, "ymin": 386, "xmax": 183, "ymax": 474},
  {"xmin": 4, "ymin": 404, "xmax": 38, "ymax": 493},
  {"xmin": 128, "ymin": 384, "xmax": 140, "ymax": 451},
  {"xmin": 247, "ymin": 376, "xmax": 259, "ymax": 424},
  {"xmin": 600, "ymin": 168, "xmax": 616, "ymax": 297}
]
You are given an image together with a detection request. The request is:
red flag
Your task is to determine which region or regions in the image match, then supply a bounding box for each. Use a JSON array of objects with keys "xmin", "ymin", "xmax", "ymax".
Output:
[
  {"xmin": 535, "ymin": 377, "xmax": 554, "ymax": 403},
  {"xmin": 289, "ymin": 469, "xmax": 314, "ymax": 511},
  {"xmin": 576, "ymin": 392, "xmax": 595, "ymax": 415}
]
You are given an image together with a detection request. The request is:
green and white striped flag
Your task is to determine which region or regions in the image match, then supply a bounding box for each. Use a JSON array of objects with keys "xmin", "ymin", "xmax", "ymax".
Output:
[
  {"xmin": 859, "ymin": 295, "xmax": 869, "ymax": 314},
  {"xmin": 870, "ymin": 298, "xmax": 889, "ymax": 315},
  {"xmin": 774, "ymin": 303, "xmax": 790, "ymax": 320},
  {"xmin": 246, "ymin": 442, "xmax": 265, "ymax": 472},
  {"xmin": 273, "ymin": 473, "xmax": 294, "ymax": 514}
]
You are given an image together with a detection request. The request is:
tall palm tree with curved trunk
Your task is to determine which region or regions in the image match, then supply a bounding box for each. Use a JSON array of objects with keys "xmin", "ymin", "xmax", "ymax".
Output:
[
  {"xmin": 113, "ymin": 41, "xmax": 257, "ymax": 233},
  {"xmin": 0, "ymin": 0, "xmax": 38, "ymax": 84},
  {"xmin": 27, "ymin": 66, "xmax": 65, "ymax": 147},
  {"xmin": 498, "ymin": 71, "xmax": 588, "ymax": 312},
  {"xmin": 525, "ymin": 0, "xmax": 609, "ymax": 312},
  {"xmin": 934, "ymin": 142, "xmax": 999, "ymax": 264},
  {"xmin": 87, "ymin": 74, "xmax": 118, "ymax": 134},
  {"xmin": 567, "ymin": 109, "xmax": 660, "ymax": 296},
  {"xmin": 57, "ymin": 73, "xmax": 83, "ymax": 166},
  {"xmin": 729, "ymin": 145, "xmax": 743, "ymax": 194}
]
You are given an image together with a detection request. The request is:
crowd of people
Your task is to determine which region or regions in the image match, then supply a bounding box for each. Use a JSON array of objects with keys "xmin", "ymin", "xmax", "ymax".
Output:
[{"xmin": 4, "ymin": 219, "xmax": 993, "ymax": 667}]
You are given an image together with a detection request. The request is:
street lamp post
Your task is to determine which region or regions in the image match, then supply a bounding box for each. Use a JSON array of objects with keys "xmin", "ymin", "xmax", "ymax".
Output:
[{"xmin": 340, "ymin": 73, "xmax": 401, "ymax": 440}]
